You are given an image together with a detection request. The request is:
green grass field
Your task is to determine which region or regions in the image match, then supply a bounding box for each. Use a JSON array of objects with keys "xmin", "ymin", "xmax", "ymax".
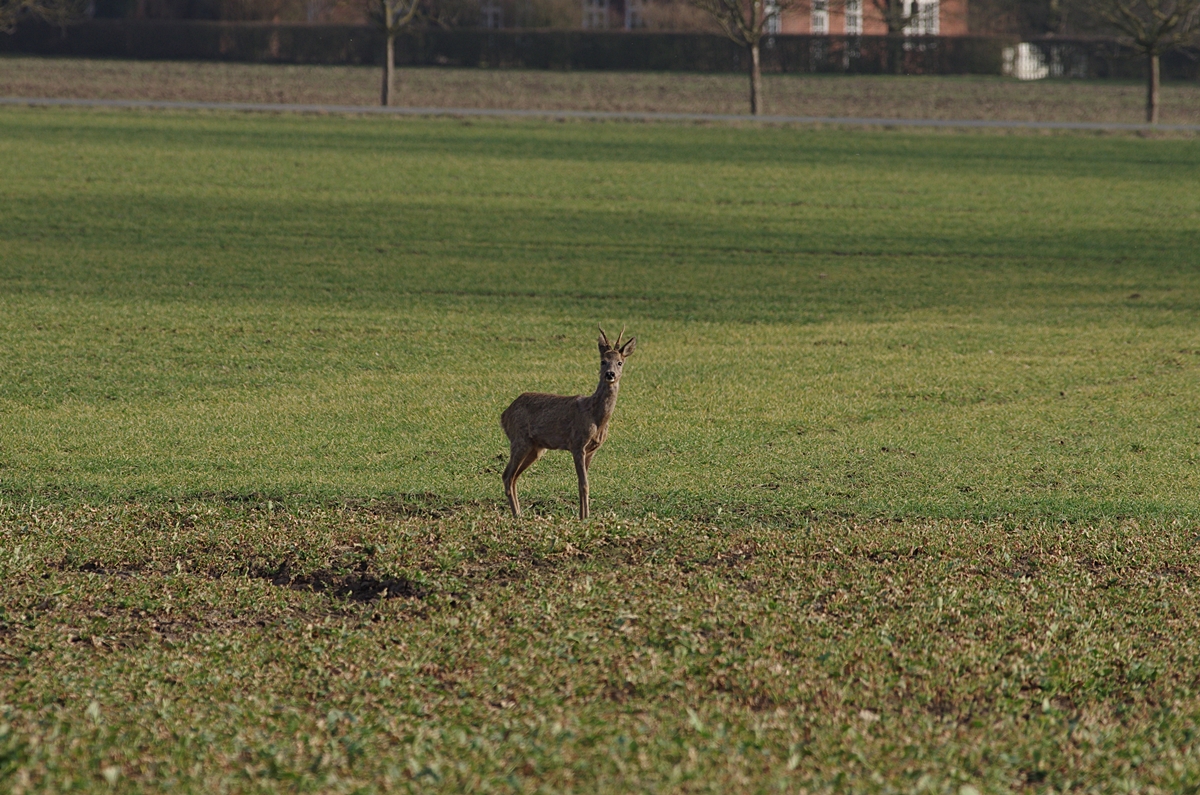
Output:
[{"xmin": 2, "ymin": 108, "xmax": 1200, "ymax": 792}]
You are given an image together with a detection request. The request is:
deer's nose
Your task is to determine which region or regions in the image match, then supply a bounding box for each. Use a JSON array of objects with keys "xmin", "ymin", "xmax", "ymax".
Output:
[{"xmin": 604, "ymin": 371, "xmax": 617, "ymax": 382}]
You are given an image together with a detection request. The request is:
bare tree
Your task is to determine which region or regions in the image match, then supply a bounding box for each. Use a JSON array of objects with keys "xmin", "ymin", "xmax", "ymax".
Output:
[
  {"xmin": 1082, "ymin": 0, "xmax": 1200, "ymax": 122},
  {"xmin": 368, "ymin": 0, "xmax": 420, "ymax": 106},
  {"xmin": 367, "ymin": 0, "xmax": 477, "ymax": 106},
  {"xmin": 869, "ymin": 0, "xmax": 925, "ymax": 72},
  {"xmin": 683, "ymin": 0, "xmax": 804, "ymax": 114}
]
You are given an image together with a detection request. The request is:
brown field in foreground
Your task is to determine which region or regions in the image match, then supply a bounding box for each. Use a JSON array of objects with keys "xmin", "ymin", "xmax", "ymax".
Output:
[{"xmin": 3, "ymin": 55, "xmax": 1200, "ymax": 124}]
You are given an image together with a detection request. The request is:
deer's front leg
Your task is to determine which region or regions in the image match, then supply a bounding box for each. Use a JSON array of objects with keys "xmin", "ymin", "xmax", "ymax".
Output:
[{"xmin": 573, "ymin": 449, "xmax": 589, "ymax": 520}]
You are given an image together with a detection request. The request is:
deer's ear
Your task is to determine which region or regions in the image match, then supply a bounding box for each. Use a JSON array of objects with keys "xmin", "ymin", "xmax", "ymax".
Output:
[
  {"xmin": 598, "ymin": 336, "xmax": 612, "ymax": 354},
  {"xmin": 619, "ymin": 337, "xmax": 636, "ymax": 357}
]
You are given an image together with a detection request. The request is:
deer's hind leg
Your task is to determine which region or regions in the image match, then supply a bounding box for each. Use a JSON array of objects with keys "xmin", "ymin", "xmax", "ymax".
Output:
[
  {"xmin": 515, "ymin": 446, "xmax": 543, "ymax": 479},
  {"xmin": 503, "ymin": 441, "xmax": 542, "ymax": 518},
  {"xmin": 502, "ymin": 441, "xmax": 527, "ymax": 518}
]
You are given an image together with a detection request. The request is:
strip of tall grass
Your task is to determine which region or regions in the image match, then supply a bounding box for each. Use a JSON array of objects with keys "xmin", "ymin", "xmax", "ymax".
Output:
[{"xmin": 6, "ymin": 57, "xmax": 1200, "ymax": 123}]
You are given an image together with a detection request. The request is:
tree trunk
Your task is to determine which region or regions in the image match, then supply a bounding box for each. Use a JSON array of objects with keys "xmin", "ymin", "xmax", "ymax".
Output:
[
  {"xmin": 888, "ymin": 34, "xmax": 904, "ymax": 75},
  {"xmin": 381, "ymin": 33, "xmax": 396, "ymax": 107},
  {"xmin": 748, "ymin": 41, "xmax": 762, "ymax": 115},
  {"xmin": 1146, "ymin": 52, "xmax": 1159, "ymax": 124}
]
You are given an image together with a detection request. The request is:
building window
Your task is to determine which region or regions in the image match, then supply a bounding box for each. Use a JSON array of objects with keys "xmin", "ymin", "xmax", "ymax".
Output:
[
  {"xmin": 625, "ymin": 0, "xmax": 646, "ymax": 28},
  {"xmin": 844, "ymin": 0, "xmax": 861, "ymax": 33},
  {"xmin": 764, "ymin": 0, "xmax": 781, "ymax": 33},
  {"xmin": 811, "ymin": 0, "xmax": 827, "ymax": 34},
  {"xmin": 920, "ymin": 0, "xmax": 938, "ymax": 33},
  {"xmin": 481, "ymin": 0, "xmax": 502, "ymax": 28},
  {"xmin": 582, "ymin": 0, "xmax": 607, "ymax": 28},
  {"xmin": 906, "ymin": 0, "xmax": 938, "ymax": 33}
]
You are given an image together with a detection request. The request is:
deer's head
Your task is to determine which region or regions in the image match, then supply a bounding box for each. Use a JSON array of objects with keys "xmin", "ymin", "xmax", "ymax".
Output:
[{"xmin": 598, "ymin": 325, "xmax": 636, "ymax": 385}]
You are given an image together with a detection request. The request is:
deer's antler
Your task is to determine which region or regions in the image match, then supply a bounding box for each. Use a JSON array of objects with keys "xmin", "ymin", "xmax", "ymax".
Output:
[
  {"xmin": 615, "ymin": 324, "xmax": 626, "ymax": 349},
  {"xmin": 598, "ymin": 325, "xmax": 610, "ymax": 348}
]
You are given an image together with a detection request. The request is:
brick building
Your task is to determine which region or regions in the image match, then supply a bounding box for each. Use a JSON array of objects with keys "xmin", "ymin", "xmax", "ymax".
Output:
[
  {"xmin": 775, "ymin": 0, "xmax": 967, "ymax": 35},
  {"xmin": 579, "ymin": 0, "xmax": 966, "ymax": 34},
  {"xmin": 581, "ymin": 0, "xmax": 649, "ymax": 29}
]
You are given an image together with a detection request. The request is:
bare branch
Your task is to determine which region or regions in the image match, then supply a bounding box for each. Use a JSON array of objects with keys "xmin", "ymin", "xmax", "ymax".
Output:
[
  {"xmin": 0, "ymin": 0, "xmax": 27, "ymax": 34},
  {"xmin": 866, "ymin": 0, "xmax": 930, "ymax": 33},
  {"xmin": 1, "ymin": 0, "xmax": 87, "ymax": 34},
  {"xmin": 1082, "ymin": 0, "xmax": 1200, "ymax": 47},
  {"xmin": 684, "ymin": 0, "xmax": 810, "ymax": 46}
]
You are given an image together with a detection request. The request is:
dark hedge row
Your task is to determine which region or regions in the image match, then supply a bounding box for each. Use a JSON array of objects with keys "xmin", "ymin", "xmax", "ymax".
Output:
[
  {"xmin": 2, "ymin": 20, "xmax": 1195, "ymax": 79},
  {"xmin": 1019, "ymin": 39, "xmax": 1199, "ymax": 81},
  {"xmin": 0, "ymin": 21, "xmax": 1006, "ymax": 74}
]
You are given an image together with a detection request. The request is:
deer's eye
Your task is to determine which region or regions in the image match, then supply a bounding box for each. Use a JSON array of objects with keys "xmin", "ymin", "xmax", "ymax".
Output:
[{"xmin": 617, "ymin": 361, "xmax": 623, "ymax": 366}]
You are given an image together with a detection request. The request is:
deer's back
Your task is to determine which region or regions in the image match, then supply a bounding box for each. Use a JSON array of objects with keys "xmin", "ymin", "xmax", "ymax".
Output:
[{"xmin": 501, "ymin": 392, "xmax": 586, "ymax": 451}]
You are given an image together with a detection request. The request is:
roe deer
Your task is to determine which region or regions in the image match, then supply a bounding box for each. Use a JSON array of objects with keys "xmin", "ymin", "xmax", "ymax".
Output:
[{"xmin": 501, "ymin": 326, "xmax": 637, "ymax": 519}]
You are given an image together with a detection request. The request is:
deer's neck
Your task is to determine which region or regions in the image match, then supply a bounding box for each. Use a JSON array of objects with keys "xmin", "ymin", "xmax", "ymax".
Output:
[{"xmin": 588, "ymin": 380, "xmax": 619, "ymax": 426}]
